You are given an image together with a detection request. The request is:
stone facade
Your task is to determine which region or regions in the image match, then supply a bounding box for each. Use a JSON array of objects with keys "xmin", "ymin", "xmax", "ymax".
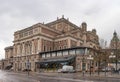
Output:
[{"xmin": 4, "ymin": 16, "xmax": 100, "ymax": 72}]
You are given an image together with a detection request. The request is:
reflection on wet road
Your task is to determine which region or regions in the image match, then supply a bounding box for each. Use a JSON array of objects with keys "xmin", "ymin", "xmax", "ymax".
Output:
[{"xmin": 0, "ymin": 70, "xmax": 120, "ymax": 82}]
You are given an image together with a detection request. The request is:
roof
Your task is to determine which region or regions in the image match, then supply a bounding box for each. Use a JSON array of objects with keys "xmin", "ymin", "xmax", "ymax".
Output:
[
  {"xmin": 39, "ymin": 46, "xmax": 93, "ymax": 55},
  {"xmin": 36, "ymin": 56, "xmax": 75, "ymax": 64},
  {"xmin": 45, "ymin": 17, "xmax": 79, "ymax": 29},
  {"xmin": 4, "ymin": 46, "xmax": 13, "ymax": 50}
]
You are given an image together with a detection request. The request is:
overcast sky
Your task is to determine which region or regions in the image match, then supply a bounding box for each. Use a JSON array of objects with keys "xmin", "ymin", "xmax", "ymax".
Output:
[{"xmin": 0, "ymin": 0, "xmax": 120, "ymax": 59}]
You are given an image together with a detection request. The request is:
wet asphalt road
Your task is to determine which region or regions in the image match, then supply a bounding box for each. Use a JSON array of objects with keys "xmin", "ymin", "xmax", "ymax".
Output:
[{"xmin": 0, "ymin": 70, "xmax": 120, "ymax": 82}]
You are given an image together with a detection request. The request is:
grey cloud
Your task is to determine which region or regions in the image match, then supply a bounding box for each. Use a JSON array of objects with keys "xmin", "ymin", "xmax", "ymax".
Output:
[{"xmin": 0, "ymin": 0, "xmax": 120, "ymax": 59}]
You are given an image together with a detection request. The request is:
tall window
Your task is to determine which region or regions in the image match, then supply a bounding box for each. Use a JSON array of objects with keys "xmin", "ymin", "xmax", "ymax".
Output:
[
  {"xmin": 59, "ymin": 46, "xmax": 62, "ymax": 50},
  {"xmin": 42, "ymin": 54, "xmax": 46, "ymax": 58},
  {"xmin": 43, "ymin": 46, "xmax": 46, "ymax": 51},
  {"xmin": 34, "ymin": 39, "xmax": 38, "ymax": 54},
  {"xmin": 57, "ymin": 51, "xmax": 62, "ymax": 56},
  {"xmin": 52, "ymin": 52, "xmax": 56, "ymax": 57},
  {"xmin": 76, "ymin": 49, "xmax": 85, "ymax": 55},
  {"xmin": 20, "ymin": 44, "xmax": 23, "ymax": 55},
  {"xmin": 46, "ymin": 53, "xmax": 50, "ymax": 57},
  {"xmin": 29, "ymin": 43, "xmax": 32, "ymax": 54},
  {"xmin": 69, "ymin": 49, "xmax": 75, "ymax": 55},
  {"xmin": 50, "ymin": 47, "xmax": 52, "ymax": 51},
  {"xmin": 63, "ymin": 51, "xmax": 68, "ymax": 56}
]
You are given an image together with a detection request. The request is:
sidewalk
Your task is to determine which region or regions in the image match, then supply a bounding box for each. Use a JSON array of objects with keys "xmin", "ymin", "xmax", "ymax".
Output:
[
  {"xmin": 35, "ymin": 72, "xmax": 120, "ymax": 79},
  {"xmin": 6, "ymin": 70, "xmax": 120, "ymax": 79}
]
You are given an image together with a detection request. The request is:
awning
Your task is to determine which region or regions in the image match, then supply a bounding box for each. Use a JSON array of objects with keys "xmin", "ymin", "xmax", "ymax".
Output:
[{"xmin": 36, "ymin": 56, "xmax": 76, "ymax": 64}]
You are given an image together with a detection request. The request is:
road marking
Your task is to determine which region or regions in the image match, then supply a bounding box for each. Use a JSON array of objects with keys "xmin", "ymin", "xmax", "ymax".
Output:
[{"xmin": 38, "ymin": 76, "xmax": 100, "ymax": 82}]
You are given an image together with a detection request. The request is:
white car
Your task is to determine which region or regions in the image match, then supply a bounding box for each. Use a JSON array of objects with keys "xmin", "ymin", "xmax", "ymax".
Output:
[
  {"xmin": 57, "ymin": 69, "xmax": 63, "ymax": 73},
  {"xmin": 101, "ymin": 67, "xmax": 111, "ymax": 72}
]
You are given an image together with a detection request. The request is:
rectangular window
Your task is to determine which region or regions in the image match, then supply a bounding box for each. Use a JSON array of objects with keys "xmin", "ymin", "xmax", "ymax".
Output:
[
  {"xmin": 77, "ymin": 64, "xmax": 80, "ymax": 69},
  {"xmin": 76, "ymin": 49, "xmax": 80, "ymax": 54},
  {"xmin": 42, "ymin": 54, "xmax": 45, "ymax": 58},
  {"xmin": 43, "ymin": 46, "xmax": 46, "ymax": 51},
  {"xmin": 46, "ymin": 53, "xmax": 50, "ymax": 57},
  {"xmin": 57, "ymin": 51, "xmax": 62, "ymax": 56},
  {"xmin": 63, "ymin": 51, "xmax": 68, "ymax": 56},
  {"xmin": 76, "ymin": 49, "xmax": 85, "ymax": 55},
  {"xmin": 52, "ymin": 52, "xmax": 56, "ymax": 57},
  {"xmin": 69, "ymin": 49, "xmax": 75, "ymax": 55}
]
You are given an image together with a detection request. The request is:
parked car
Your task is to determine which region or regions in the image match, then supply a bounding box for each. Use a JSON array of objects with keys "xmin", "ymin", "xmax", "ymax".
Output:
[
  {"xmin": 101, "ymin": 67, "xmax": 111, "ymax": 72},
  {"xmin": 57, "ymin": 69, "xmax": 63, "ymax": 73},
  {"xmin": 59, "ymin": 65, "xmax": 76, "ymax": 73},
  {"xmin": 23, "ymin": 69, "xmax": 31, "ymax": 72}
]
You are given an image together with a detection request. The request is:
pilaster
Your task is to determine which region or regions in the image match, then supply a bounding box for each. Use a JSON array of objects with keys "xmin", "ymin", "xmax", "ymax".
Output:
[{"xmin": 32, "ymin": 39, "xmax": 35, "ymax": 54}]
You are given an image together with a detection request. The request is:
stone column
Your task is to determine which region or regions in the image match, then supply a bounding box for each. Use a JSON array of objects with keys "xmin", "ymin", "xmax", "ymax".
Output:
[
  {"xmin": 14, "ymin": 44, "xmax": 17, "ymax": 57},
  {"xmin": 37, "ymin": 38, "xmax": 41, "ymax": 53},
  {"xmin": 22, "ymin": 42, "xmax": 25, "ymax": 56},
  {"xmin": 32, "ymin": 39, "xmax": 35, "ymax": 54},
  {"xmin": 17, "ymin": 43, "xmax": 21, "ymax": 56},
  {"xmin": 68, "ymin": 38, "xmax": 71, "ymax": 48},
  {"xmin": 21, "ymin": 62, "xmax": 24, "ymax": 71},
  {"xmin": 31, "ymin": 61, "xmax": 35, "ymax": 72},
  {"xmin": 16, "ymin": 44, "xmax": 19, "ymax": 56},
  {"xmin": 83, "ymin": 33, "xmax": 87, "ymax": 46},
  {"xmin": 15, "ymin": 45, "xmax": 17, "ymax": 57},
  {"xmin": 77, "ymin": 41, "xmax": 80, "ymax": 46}
]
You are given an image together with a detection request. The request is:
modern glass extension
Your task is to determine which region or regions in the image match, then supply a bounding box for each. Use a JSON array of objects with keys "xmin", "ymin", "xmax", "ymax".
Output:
[{"xmin": 35, "ymin": 47, "xmax": 97, "ymax": 72}]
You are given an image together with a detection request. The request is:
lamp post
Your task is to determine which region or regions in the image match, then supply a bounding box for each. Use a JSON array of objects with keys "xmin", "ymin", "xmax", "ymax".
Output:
[{"xmin": 87, "ymin": 55, "xmax": 93, "ymax": 76}]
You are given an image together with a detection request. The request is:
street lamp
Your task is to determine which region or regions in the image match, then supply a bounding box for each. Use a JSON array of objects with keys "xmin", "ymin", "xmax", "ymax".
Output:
[{"xmin": 87, "ymin": 55, "xmax": 93, "ymax": 76}]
